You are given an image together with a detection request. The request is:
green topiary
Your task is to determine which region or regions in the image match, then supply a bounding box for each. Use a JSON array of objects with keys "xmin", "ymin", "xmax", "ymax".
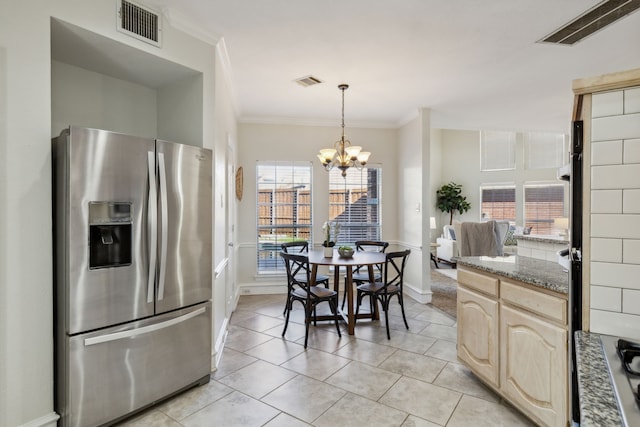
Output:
[{"xmin": 436, "ymin": 182, "xmax": 471, "ymax": 225}]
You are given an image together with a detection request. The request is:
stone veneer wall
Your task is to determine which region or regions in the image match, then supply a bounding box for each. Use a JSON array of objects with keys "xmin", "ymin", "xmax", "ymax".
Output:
[{"xmin": 589, "ymin": 86, "xmax": 640, "ymax": 340}]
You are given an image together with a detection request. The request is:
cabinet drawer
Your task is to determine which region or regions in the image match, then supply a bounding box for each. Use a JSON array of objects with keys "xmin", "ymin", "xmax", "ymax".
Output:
[
  {"xmin": 501, "ymin": 280, "xmax": 567, "ymax": 325},
  {"xmin": 458, "ymin": 267, "xmax": 499, "ymax": 297}
]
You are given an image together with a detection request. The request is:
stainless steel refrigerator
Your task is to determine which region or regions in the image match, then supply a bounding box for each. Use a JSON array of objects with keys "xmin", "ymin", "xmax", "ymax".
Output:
[{"xmin": 52, "ymin": 126, "xmax": 213, "ymax": 427}]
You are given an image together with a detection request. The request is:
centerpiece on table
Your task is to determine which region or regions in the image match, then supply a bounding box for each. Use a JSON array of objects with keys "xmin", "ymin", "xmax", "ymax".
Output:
[{"xmin": 322, "ymin": 221, "xmax": 340, "ymax": 257}]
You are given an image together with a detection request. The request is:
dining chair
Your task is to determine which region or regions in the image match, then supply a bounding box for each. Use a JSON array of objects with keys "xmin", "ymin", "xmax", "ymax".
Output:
[
  {"xmin": 341, "ymin": 240, "xmax": 389, "ymax": 310},
  {"xmin": 280, "ymin": 251, "xmax": 342, "ymax": 348},
  {"xmin": 280, "ymin": 241, "xmax": 330, "ymax": 316},
  {"xmin": 354, "ymin": 249, "xmax": 411, "ymax": 339}
]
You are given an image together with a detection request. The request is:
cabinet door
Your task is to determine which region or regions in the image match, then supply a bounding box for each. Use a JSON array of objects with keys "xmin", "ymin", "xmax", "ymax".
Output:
[
  {"xmin": 457, "ymin": 286, "xmax": 499, "ymax": 387},
  {"xmin": 500, "ymin": 304, "xmax": 567, "ymax": 427}
]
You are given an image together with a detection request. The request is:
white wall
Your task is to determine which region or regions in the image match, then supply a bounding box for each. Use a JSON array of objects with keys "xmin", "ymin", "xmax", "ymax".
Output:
[
  {"xmin": 236, "ymin": 122, "xmax": 398, "ymax": 291},
  {"xmin": 430, "ymin": 128, "xmax": 444, "ymax": 239},
  {"xmin": 211, "ymin": 42, "xmax": 238, "ymax": 365},
  {"xmin": 51, "ymin": 60, "xmax": 159, "ymax": 137},
  {"xmin": 157, "ymin": 74, "xmax": 204, "ymax": 146},
  {"xmin": 0, "ymin": 2, "xmax": 219, "ymax": 426},
  {"xmin": 437, "ymin": 129, "xmax": 564, "ymax": 229},
  {"xmin": 397, "ymin": 111, "xmax": 433, "ymax": 303}
]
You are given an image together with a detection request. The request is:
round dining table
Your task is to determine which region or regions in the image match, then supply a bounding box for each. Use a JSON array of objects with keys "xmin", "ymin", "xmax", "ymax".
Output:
[{"xmin": 307, "ymin": 249, "xmax": 386, "ymax": 335}]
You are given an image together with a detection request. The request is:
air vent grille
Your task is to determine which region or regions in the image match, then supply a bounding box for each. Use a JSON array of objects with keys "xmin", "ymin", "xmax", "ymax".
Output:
[
  {"xmin": 118, "ymin": 0, "xmax": 162, "ymax": 47},
  {"xmin": 295, "ymin": 75, "xmax": 323, "ymax": 87},
  {"xmin": 540, "ymin": 0, "xmax": 640, "ymax": 45}
]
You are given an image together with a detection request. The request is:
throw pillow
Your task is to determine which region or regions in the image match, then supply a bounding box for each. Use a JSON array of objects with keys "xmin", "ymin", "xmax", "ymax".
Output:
[{"xmin": 504, "ymin": 228, "xmax": 517, "ymax": 246}]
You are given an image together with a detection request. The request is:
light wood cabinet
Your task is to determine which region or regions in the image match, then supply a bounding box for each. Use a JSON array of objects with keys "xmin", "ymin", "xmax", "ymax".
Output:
[
  {"xmin": 501, "ymin": 304, "xmax": 567, "ymax": 427},
  {"xmin": 457, "ymin": 270, "xmax": 500, "ymax": 387},
  {"xmin": 456, "ymin": 266, "xmax": 568, "ymax": 427},
  {"xmin": 457, "ymin": 286, "xmax": 499, "ymax": 387}
]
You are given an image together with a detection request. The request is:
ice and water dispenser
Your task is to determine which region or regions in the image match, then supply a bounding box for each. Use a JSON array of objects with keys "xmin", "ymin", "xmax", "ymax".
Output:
[{"xmin": 88, "ymin": 202, "xmax": 132, "ymax": 269}]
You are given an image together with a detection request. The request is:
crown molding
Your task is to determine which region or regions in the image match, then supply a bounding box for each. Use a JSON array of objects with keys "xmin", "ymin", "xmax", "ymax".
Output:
[
  {"xmin": 239, "ymin": 115, "xmax": 398, "ymax": 129},
  {"xmin": 160, "ymin": 6, "xmax": 220, "ymax": 46}
]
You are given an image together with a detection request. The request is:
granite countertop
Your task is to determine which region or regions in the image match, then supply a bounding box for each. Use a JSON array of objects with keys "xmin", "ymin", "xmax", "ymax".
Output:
[
  {"xmin": 574, "ymin": 331, "xmax": 623, "ymax": 426},
  {"xmin": 515, "ymin": 234, "xmax": 569, "ymax": 245},
  {"xmin": 455, "ymin": 254, "xmax": 568, "ymax": 294}
]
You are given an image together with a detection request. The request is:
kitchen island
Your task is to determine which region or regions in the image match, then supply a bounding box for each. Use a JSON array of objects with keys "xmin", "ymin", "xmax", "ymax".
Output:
[{"xmin": 455, "ymin": 254, "xmax": 569, "ymax": 427}]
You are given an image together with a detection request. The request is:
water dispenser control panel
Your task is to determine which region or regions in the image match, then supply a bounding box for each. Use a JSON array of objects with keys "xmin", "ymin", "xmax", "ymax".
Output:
[{"xmin": 88, "ymin": 202, "xmax": 132, "ymax": 269}]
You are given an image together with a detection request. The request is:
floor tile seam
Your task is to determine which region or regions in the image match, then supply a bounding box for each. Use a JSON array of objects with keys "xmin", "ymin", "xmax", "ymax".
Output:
[
  {"xmin": 441, "ymin": 390, "xmax": 466, "ymax": 427},
  {"xmin": 308, "ymin": 390, "xmax": 412, "ymax": 426},
  {"xmin": 158, "ymin": 381, "xmax": 236, "ymax": 424},
  {"xmin": 262, "ymin": 374, "xmax": 349, "ymax": 425},
  {"xmin": 377, "ymin": 376, "xmax": 466, "ymax": 425}
]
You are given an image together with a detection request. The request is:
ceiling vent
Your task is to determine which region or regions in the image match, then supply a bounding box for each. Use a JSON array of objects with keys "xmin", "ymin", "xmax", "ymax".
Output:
[
  {"xmin": 540, "ymin": 0, "xmax": 640, "ymax": 45},
  {"xmin": 117, "ymin": 0, "xmax": 162, "ymax": 47},
  {"xmin": 295, "ymin": 75, "xmax": 323, "ymax": 87}
]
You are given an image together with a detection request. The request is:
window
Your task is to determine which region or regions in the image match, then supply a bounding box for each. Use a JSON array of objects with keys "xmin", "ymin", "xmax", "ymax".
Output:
[
  {"xmin": 256, "ymin": 162, "xmax": 312, "ymax": 274},
  {"xmin": 524, "ymin": 183, "xmax": 565, "ymax": 235},
  {"xmin": 524, "ymin": 132, "xmax": 567, "ymax": 170},
  {"xmin": 480, "ymin": 184, "xmax": 516, "ymax": 223},
  {"xmin": 480, "ymin": 131, "xmax": 516, "ymax": 171},
  {"xmin": 329, "ymin": 166, "xmax": 381, "ymax": 246}
]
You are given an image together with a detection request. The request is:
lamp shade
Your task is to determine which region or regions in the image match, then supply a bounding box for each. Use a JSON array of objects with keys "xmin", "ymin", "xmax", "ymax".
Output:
[
  {"xmin": 553, "ymin": 217, "xmax": 569, "ymax": 229},
  {"xmin": 357, "ymin": 151, "xmax": 371, "ymax": 164}
]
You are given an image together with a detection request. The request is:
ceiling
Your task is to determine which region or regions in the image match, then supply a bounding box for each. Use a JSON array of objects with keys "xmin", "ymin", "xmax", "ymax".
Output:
[{"xmin": 145, "ymin": 0, "xmax": 640, "ymax": 133}]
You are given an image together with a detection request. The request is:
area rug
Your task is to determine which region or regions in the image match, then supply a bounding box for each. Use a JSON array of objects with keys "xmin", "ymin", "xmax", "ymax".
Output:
[
  {"xmin": 434, "ymin": 267, "xmax": 457, "ymax": 281},
  {"xmin": 429, "ymin": 267, "xmax": 457, "ymax": 319}
]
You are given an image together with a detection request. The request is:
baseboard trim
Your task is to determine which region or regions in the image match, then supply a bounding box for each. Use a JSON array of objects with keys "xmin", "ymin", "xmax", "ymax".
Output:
[
  {"xmin": 239, "ymin": 282, "xmax": 287, "ymax": 295},
  {"xmin": 18, "ymin": 412, "xmax": 60, "ymax": 427},
  {"xmin": 213, "ymin": 317, "xmax": 229, "ymax": 371},
  {"xmin": 404, "ymin": 282, "xmax": 433, "ymax": 304}
]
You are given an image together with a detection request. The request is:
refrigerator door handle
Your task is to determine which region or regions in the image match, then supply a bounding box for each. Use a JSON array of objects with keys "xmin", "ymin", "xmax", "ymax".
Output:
[
  {"xmin": 147, "ymin": 151, "xmax": 157, "ymax": 304},
  {"xmin": 83, "ymin": 307, "xmax": 207, "ymax": 346},
  {"xmin": 157, "ymin": 152, "xmax": 169, "ymax": 300}
]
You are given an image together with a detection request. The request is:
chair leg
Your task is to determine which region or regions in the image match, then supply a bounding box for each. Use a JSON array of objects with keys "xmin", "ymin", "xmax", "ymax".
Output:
[
  {"xmin": 329, "ymin": 298, "xmax": 341, "ymax": 337},
  {"xmin": 397, "ymin": 294, "xmax": 409, "ymax": 330},
  {"xmin": 380, "ymin": 296, "xmax": 391, "ymax": 339},
  {"xmin": 354, "ymin": 289, "xmax": 365, "ymax": 324},
  {"xmin": 384, "ymin": 303, "xmax": 391, "ymax": 340},
  {"xmin": 341, "ymin": 277, "xmax": 347, "ymax": 310},
  {"xmin": 282, "ymin": 297, "xmax": 292, "ymax": 337},
  {"xmin": 303, "ymin": 304, "xmax": 312, "ymax": 349}
]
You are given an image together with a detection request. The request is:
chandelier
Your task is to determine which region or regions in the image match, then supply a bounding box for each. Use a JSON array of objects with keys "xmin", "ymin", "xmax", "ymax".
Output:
[{"xmin": 317, "ymin": 84, "xmax": 371, "ymax": 177}]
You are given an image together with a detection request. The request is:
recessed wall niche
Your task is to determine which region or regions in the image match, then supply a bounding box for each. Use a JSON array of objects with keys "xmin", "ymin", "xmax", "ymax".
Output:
[{"xmin": 50, "ymin": 18, "xmax": 203, "ymax": 147}]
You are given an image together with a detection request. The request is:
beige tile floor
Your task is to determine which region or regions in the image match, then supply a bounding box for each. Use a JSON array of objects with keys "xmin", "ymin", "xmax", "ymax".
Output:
[{"xmin": 118, "ymin": 292, "xmax": 535, "ymax": 427}]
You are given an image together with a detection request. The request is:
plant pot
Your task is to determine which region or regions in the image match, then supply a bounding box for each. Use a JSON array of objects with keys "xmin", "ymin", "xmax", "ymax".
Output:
[{"xmin": 323, "ymin": 247, "xmax": 334, "ymax": 258}]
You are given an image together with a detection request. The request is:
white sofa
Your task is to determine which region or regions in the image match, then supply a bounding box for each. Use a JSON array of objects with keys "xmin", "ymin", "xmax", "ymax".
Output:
[
  {"xmin": 436, "ymin": 224, "xmax": 458, "ymax": 266},
  {"xmin": 436, "ymin": 220, "xmax": 511, "ymax": 265}
]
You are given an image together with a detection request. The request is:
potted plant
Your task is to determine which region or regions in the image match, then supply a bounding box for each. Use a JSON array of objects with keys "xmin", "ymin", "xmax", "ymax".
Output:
[
  {"xmin": 322, "ymin": 221, "xmax": 340, "ymax": 257},
  {"xmin": 436, "ymin": 182, "xmax": 471, "ymax": 225}
]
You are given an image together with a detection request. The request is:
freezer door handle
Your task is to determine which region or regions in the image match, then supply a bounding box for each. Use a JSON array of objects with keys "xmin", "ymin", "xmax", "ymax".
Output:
[
  {"xmin": 157, "ymin": 152, "xmax": 168, "ymax": 301},
  {"xmin": 147, "ymin": 151, "xmax": 157, "ymax": 304},
  {"xmin": 83, "ymin": 307, "xmax": 206, "ymax": 346}
]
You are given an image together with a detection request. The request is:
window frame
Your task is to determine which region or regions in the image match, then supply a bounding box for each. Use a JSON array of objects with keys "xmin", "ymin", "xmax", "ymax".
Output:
[
  {"xmin": 328, "ymin": 164, "xmax": 382, "ymax": 246},
  {"xmin": 479, "ymin": 183, "xmax": 516, "ymax": 223},
  {"xmin": 255, "ymin": 161, "xmax": 313, "ymax": 275},
  {"xmin": 523, "ymin": 132, "xmax": 568, "ymax": 170},
  {"xmin": 480, "ymin": 130, "xmax": 517, "ymax": 172},
  {"xmin": 523, "ymin": 181, "xmax": 567, "ymax": 235}
]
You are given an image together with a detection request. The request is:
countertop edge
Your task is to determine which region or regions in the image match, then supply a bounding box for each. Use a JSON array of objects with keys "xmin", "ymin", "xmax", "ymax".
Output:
[
  {"xmin": 455, "ymin": 255, "xmax": 568, "ymax": 294},
  {"xmin": 574, "ymin": 331, "xmax": 623, "ymax": 426}
]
